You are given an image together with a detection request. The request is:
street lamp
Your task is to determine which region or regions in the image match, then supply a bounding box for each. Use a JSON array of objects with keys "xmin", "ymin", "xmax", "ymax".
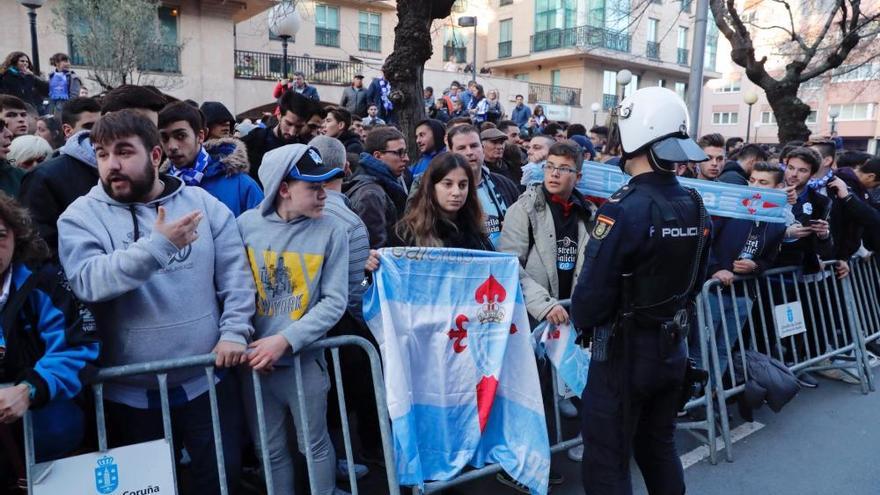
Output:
[
  {"xmin": 18, "ymin": 0, "xmax": 44, "ymax": 74},
  {"xmin": 743, "ymin": 91, "xmax": 758, "ymax": 143},
  {"xmin": 829, "ymin": 107, "xmax": 840, "ymax": 134},
  {"xmin": 268, "ymin": 2, "xmax": 301, "ymax": 81},
  {"xmin": 590, "ymin": 101, "xmax": 601, "ymax": 126},
  {"xmin": 458, "ymin": 16, "xmax": 478, "ymax": 83}
]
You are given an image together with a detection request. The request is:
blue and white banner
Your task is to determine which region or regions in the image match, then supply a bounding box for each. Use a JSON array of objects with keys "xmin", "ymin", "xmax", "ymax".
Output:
[
  {"xmin": 364, "ymin": 248, "xmax": 551, "ymax": 495},
  {"xmin": 522, "ymin": 161, "xmax": 789, "ymax": 223},
  {"xmin": 536, "ymin": 322, "xmax": 590, "ymax": 398}
]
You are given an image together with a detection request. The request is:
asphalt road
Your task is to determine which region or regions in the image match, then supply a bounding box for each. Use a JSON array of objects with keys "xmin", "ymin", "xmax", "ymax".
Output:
[{"xmin": 450, "ymin": 366, "xmax": 880, "ymax": 495}]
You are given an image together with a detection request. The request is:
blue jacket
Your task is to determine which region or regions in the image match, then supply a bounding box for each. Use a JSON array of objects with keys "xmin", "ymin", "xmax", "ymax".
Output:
[
  {"xmin": 707, "ymin": 216, "xmax": 786, "ymax": 278},
  {"xmin": 411, "ymin": 147, "xmax": 446, "ymax": 178},
  {"xmin": 511, "ymin": 104, "xmax": 532, "ymax": 128},
  {"xmin": 164, "ymin": 138, "xmax": 264, "ymax": 217},
  {"xmin": 1, "ymin": 263, "xmax": 100, "ymax": 408}
]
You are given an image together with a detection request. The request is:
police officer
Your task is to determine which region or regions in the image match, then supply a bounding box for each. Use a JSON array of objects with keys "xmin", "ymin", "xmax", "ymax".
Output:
[{"xmin": 573, "ymin": 87, "xmax": 710, "ymax": 495}]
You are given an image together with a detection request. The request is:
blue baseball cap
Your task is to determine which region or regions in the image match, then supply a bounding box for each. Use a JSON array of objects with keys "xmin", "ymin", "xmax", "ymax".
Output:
[{"xmin": 286, "ymin": 146, "xmax": 344, "ymax": 182}]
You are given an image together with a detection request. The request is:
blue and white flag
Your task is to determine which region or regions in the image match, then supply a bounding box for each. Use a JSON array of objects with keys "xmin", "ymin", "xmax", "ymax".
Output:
[
  {"xmin": 522, "ymin": 161, "xmax": 789, "ymax": 223},
  {"xmin": 535, "ymin": 322, "xmax": 590, "ymax": 397},
  {"xmin": 364, "ymin": 248, "xmax": 551, "ymax": 495}
]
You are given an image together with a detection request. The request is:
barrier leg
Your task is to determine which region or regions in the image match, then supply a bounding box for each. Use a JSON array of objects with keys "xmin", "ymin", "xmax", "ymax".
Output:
[
  {"xmin": 156, "ymin": 373, "xmax": 180, "ymax": 490},
  {"xmin": 251, "ymin": 371, "xmax": 275, "ymax": 495},
  {"xmin": 293, "ymin": 355, "xmax": 319, "ymax": 495},
  {"xmin": 330, "ymin": 347, "xmax": 360, "ymax": 495},
  {"xmin": 205, "ymin": 367, "xmax": 229, "ymax": 495},
  {"xmin": 695, "ymin": 295, "xmax": 718, "ymax": 464}
]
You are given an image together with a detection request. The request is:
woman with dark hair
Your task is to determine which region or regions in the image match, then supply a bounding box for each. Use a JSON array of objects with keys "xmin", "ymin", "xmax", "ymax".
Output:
[
  {"xmin": 35, "ymin": 115, "xmax": 64, "ymax": 149},
  {"xmin": 0, "ymin": 194, "xmax": 99, "ymax": 483},
  {"xmin": 533, "ymin": 105, "xmax": 547, "ymax": 127},
  {"xmin": 0, "ymin": 52, "xmax": 48, "ymax": 111},
  {"xmin": 468, "ymin": 84, "xmax": 489, "ymax": 124},
  {"xmin": 365, "ymin": 153, "xmax": 492, "ymax": 271}
]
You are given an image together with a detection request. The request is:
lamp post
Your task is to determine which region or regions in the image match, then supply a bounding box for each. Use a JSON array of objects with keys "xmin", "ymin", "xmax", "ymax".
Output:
[
  {"xmin": 829, "ymin": 107, "xmax": 840, "ymax": 134},
  {"xmin": 743, "ymin": 91, "xmax": 758, "ymax": 143},
  {"xmin": 268, "ymin": 2, "xmax": 301, "ymax": 81},
  {"xmin": 590, "ymin": 101, "xmax": 601, "ymax": 126},
  {"xmin": 615, "ymin": 69, "xmax": 632, "ymax": 110},
  {"xmin": 458, "ymin": 16, "xmax": 477, "ymax": 83},
  {"xmin": 19, "ymin": 0, "xmax": 44, "ymax": 74}
]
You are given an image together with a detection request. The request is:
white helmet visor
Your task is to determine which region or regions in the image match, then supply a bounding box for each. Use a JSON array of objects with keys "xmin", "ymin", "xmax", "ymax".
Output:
[{"xmin": 651, "ymin": 136, "xmax": 709, "ymax": 163}]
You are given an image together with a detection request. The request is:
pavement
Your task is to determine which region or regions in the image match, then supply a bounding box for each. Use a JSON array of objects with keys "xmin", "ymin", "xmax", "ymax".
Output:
[{"xmin": 444, "ymin": 366, "xmax": 880, "ymax": 495}]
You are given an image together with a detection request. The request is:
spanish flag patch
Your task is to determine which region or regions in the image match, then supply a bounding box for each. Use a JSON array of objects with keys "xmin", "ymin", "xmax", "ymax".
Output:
[{"xmin": 592, "ymin": 214, "xmax": 615, "ymax": 240}]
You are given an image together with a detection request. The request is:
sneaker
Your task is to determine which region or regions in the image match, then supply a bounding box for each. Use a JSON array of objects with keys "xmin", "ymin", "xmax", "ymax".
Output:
[
  {"xmin": 558, "ymin": 398, "xmax": 578, "ymax": 419},
  {"xmin": 496, "ymin": 472, "xmax": 532, "ymax": 494},
  {"xmin": 796, "ymin": 372, "xmax": 819, "ymax": 388},
  {"xmin": 816, "ymin": 367, "xmax": 861, "ymax": 384},
  {"xmin": 336, "ymin": 459, "xmax": 369, "ymax": 481},
  {"xmin": 567, "ymin": 443, "xmax": 583, "ymax": 462}
]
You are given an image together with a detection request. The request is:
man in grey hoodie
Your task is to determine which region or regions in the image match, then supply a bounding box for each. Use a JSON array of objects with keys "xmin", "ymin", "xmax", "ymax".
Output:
[
  {"xmin": 57, "ymin": 110, "xmax": 256, "ymax": 495},
  {"xmin": 237, "ymin": 143, "xmax": 349, "ymax": 495}
]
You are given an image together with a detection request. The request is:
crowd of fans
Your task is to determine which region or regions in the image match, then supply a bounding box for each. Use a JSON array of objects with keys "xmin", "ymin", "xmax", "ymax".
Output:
[{"xmin": 2, "ymin": 50, "xmax": 880, "ymax": 495}]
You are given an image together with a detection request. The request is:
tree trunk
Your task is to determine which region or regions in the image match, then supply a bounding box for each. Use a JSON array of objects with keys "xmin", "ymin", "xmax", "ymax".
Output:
[
  {"xmin": 384, "ymin": 0, "xmax": 455, "ymax": 160},
  {"xmin": 765, "ymin": 85, "xmax": 812, "ymax": 144}
]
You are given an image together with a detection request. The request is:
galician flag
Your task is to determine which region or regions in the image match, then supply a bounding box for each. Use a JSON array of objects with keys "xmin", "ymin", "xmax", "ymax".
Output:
[{"xmin": 364, "ymin": 248, "xmax": 551, "ymax": 495}]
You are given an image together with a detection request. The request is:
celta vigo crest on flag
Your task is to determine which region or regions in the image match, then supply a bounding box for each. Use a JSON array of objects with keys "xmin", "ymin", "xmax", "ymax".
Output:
[{"xmin": 364, "ymin": 248, "xmax": 550, "ymax": 494}]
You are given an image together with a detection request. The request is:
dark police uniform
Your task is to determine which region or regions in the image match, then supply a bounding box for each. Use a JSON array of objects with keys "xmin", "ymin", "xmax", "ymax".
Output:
[{"xmin": 572, "ymin": 171, "xmax": 709, "ymax": 495}]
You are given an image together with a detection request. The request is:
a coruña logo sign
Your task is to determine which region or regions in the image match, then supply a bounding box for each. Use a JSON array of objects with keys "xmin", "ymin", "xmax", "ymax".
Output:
[{"xmin": 95, "ymin": 455, "xmax": 119, "ymax": 494}]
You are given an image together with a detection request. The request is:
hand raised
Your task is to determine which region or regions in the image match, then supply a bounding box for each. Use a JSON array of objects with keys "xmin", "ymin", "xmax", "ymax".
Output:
[{"xmin": 153, "ymin": 206, "xmax": 203, "ymax": 250}]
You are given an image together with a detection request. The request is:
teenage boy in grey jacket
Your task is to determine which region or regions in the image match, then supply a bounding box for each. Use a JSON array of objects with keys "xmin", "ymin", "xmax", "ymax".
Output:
[
  {"xmin": 237, "ymin": 143, "xmax": 349, "ymax": 495},
  {"xmin": 500, "ymin": 141, "xmax": 595, "ymax": 325},
  {"xmin": 57, "ymin": 110, "xmax": 256, "ymax": 495}
]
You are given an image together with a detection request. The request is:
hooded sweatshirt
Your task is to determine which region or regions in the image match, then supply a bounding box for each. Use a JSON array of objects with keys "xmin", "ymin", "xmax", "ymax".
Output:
[
  {"xmin": 237, "ymin": 144, "xmax": 349, "ymax": 365},
  {"xmin": 57, "ymin": 176, "xmax": 256, "ymax": 408},
  {"xmin": 161, "ymin": 137, "xmax": 264, "ymax": 217}
]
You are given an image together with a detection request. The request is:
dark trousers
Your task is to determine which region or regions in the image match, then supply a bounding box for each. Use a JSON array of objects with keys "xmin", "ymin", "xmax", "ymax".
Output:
[
  {"xmin": 581, "ymin": 331, "xmax": 687, "ymax": 495},
  {"xmin": 106, "ymin": 375, "xmax": 243, "ymax": 495}
]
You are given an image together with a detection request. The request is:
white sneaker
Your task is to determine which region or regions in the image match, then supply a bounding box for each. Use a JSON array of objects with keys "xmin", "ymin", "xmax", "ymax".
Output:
[
  {"xmin": 336, "ymin": 459, "xmax": 369, "ymax": 481},
  {"xmin": 558, "ymin": 398, "xmax": 578, "ymax": 419}
]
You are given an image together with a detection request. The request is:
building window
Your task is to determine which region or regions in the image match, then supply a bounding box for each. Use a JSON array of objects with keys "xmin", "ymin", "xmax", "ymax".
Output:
[
  {"xmin": 551, "ymin": 69, "xmax": 561, "ymax": 87},
  {"xmin": 499, "ymin": 19, "xmax": 513, "ymax": 58},
  {"xmin": 677, "ymin": 26, "xmax": 688, "ymax": 49},
  {"xmin": 712, "ymin": 112, "xmax": 740, "ymax": 125},
  {"xmin": 358, "ymin": 11, "xmax": 381, "ymax": 52},
  {"xmin": 675, "ymin": 81, "xmax": 687, "ymax": 99},
  {"xmin": 602, "ymin": 70, "xmax": 618, "ymax": 109},
  {"xmin": 315, "ymin": 4, "xmax": 340, "ymax": 47},
  {"xmin": 535, "ymin": 0, "xmax": 577, "ymax": 32},
  {"xmin": 623, "ymin": 75, "xmax": 639, "ymax": 97},
  {"xmin": 806, "ymin": 110, "xmax": 818, "ymax": 124},
  {"xmin": 647, "ymin": 18, "xmax": 659, "ymax": 42},
  {"xmin": 500, "ymin": 0, "xmax": 513, "ymax": 4},
  {"xmin": 828, "ymin": 103, "xmax": 875, "ymax": 121},
  {"xmin": 830, "ymin": 62, "xmax": 880, "ymax": 83},
  {"xmin": 452, "ymin": 0, "xmax": 469, "ymax": 13},
  {"xmin": 657, "ymin": 79, "xmax": 666, "ymax": 88},
  {"xmin": 760, "ymin": 111, "xmax": 776, "ymax": 125},
  {"xmin": 515, "ymin": 73, "xmax": 529, "ymax": 81},
  {"xmin": 714, "ymin": 80, "xmax": 741, "ymax": 93},
  {"xmin": 444, "ymin": 26, "xmax": 468, "ymax": 63}
]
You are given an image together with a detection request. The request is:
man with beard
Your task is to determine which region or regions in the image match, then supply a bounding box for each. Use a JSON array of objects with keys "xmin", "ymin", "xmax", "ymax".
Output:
[
  {"xmin": 158, "ymin": 102, "xmax": 263, "ymax": 216},
  {"xmin": 57, "ymin": 110, "xmax": 255, "ymax": 495},
  {"xmin": 243, "ymin": 90, "xmax": 321, "ymax": 185}
]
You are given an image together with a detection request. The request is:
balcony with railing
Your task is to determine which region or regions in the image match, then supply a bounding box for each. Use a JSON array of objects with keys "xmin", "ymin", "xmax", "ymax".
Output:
[
  {"xmin": 602, "ymin": 93, "xmax": 618, "ymax": 110},
  {"xmin": 531, "ymin": 24, "xmax": 630, "ymax": 54},
  {"xmin": 646, "ymin": 41, "xmax": 660, "ymax": 60},
  {"xmin": 528, "ymin": 82, "xmax": 582, "ymax": 107},
  {"xmin": 498, "ymin": 41, "xmax": 512, "ymax": 58},
  {"xmin": 316, "ymin": 27, "xmax": 340, "ymax": 47},
  {"xmin": 359, "ymin": 34, "xmax": 381, "ymax": 52},
  {"xmin": 68, "ymin": 35, "xmax": 181, "ymax": 73},
  {"xmin": 233, "ymin": 50, "xmax": 362, "ymax": 85},
  {"xmin": 444, "ymin": 44, "xmax": 468, "ymax": 63},
  {"xmin": 677, "ymin": 47, "xmax": 690, "ymax": 66}
]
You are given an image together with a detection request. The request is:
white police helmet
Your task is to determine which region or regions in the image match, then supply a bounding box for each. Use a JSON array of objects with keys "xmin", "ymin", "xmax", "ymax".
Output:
[{"xmin": 617, "ymin": 87, "xmax": 707, "ymax": 170}]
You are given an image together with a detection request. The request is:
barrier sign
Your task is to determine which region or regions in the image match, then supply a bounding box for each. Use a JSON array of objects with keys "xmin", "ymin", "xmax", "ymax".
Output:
[
  {"xmin": 34, "ymin": 439, "xmax": 176, "ymax": 495},
  {"xmin": 774, "ymin": 302, "xmax": 807, "ymax": 338}
]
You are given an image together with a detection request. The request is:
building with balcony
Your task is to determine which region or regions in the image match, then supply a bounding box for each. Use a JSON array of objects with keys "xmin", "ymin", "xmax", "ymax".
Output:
[{"xmin": 698, "ymin": 2, "xmax": 880, "ymax": 152}]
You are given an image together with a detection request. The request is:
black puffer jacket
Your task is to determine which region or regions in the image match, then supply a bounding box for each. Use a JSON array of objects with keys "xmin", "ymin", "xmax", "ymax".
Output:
[
  {"xmin": 732, "ymin": 350, "xmax": 801, "ymax": 422},
  {"xmin": 0, "ymin": 69, "xmax": 48, "ymax": 110}
]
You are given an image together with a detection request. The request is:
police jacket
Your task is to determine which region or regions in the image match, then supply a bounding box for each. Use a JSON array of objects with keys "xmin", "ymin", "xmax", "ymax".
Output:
[
  {"xmin": 499, "ymin": 185, "xmax": 595, "ymax": 321},
  {"xmin": 571, "ymin": 172, "xmax": 710, "ymax": 329}
]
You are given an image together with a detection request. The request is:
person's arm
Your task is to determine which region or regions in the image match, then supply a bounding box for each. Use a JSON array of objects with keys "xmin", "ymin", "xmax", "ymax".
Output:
[
  {"xmin": 57, "ymin": 211, "xmax": 180, "ymax": 303},
  {"xmin": 241, "ymin": 175, "xmax": 265, "ymax": 213},
  {"xmin": 207, "ymin": 197, "xmax": 256, "ymax": 345},
  {"xmin": 272, "ymin": 81, "xmax": 286, "ymax": 98},
  {"xmin": 340, "ymin": 89, "xmax": 350, "ymax": 108},
  {"xmin": 19, "ymin": 169, "xmax": 62, "ymax": 255},
  {"xmin": 26, "ymin": 268, "xmax": 100, "ymax": 407},
  {"xmin": 281, "ymin": 227, "xmax": 349, "ymax": 352},
  {"xmin": 498, "ymin": 202, "xmax": 557, "ymax": 320},
  {"xmin": 346, "ymin": 223, "xmax": 370, "ymax": 323},
  {"xmin": 351, "ymin": 188, "xmax": 389, "ymax": 249},
  {"xmin": 754, "ymin": 224, "xmax": 786, "ymax": 274}
]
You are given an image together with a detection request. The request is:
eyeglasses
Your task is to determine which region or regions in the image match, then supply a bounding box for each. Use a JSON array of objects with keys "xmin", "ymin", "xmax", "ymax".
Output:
[
  {"xmin": 381, "ymin": 148, "xmax": 408, "ymax": 158},
  {"xmin": 543, "ymin": 164, "xmax": 577, "ymax": 175}
]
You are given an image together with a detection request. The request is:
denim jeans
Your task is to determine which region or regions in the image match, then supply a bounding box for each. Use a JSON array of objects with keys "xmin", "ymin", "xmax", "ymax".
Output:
[{"xmin": 690, "ymin": 293, "xmax": 752, "ymax": 385}]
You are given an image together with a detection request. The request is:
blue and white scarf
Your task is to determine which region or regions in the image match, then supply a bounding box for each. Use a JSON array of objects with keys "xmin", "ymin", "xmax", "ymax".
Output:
[
  {"xmin": 168, "ymin": 147, "xmax": 210, "ymax": 186},
  {"xmin": 379, "ymin": 78, "xmax": 393, "ymax": 113},
  {"xmin": 807, "ymin": 169, "xmax": 833, "ymax": 192}
]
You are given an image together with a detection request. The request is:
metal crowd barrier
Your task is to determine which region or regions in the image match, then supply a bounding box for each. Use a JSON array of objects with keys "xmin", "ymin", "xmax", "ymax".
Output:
[
  {"xmin": 848, "ymin": 255, "xmax": 880, "ymax": 390},
  {"xmin": 14, "ymin": 335, "xmax": 397, "ymax": 495},
  {"xmin": 696, "ymin": 261, "xmax": 872, "ymax": 463}
]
